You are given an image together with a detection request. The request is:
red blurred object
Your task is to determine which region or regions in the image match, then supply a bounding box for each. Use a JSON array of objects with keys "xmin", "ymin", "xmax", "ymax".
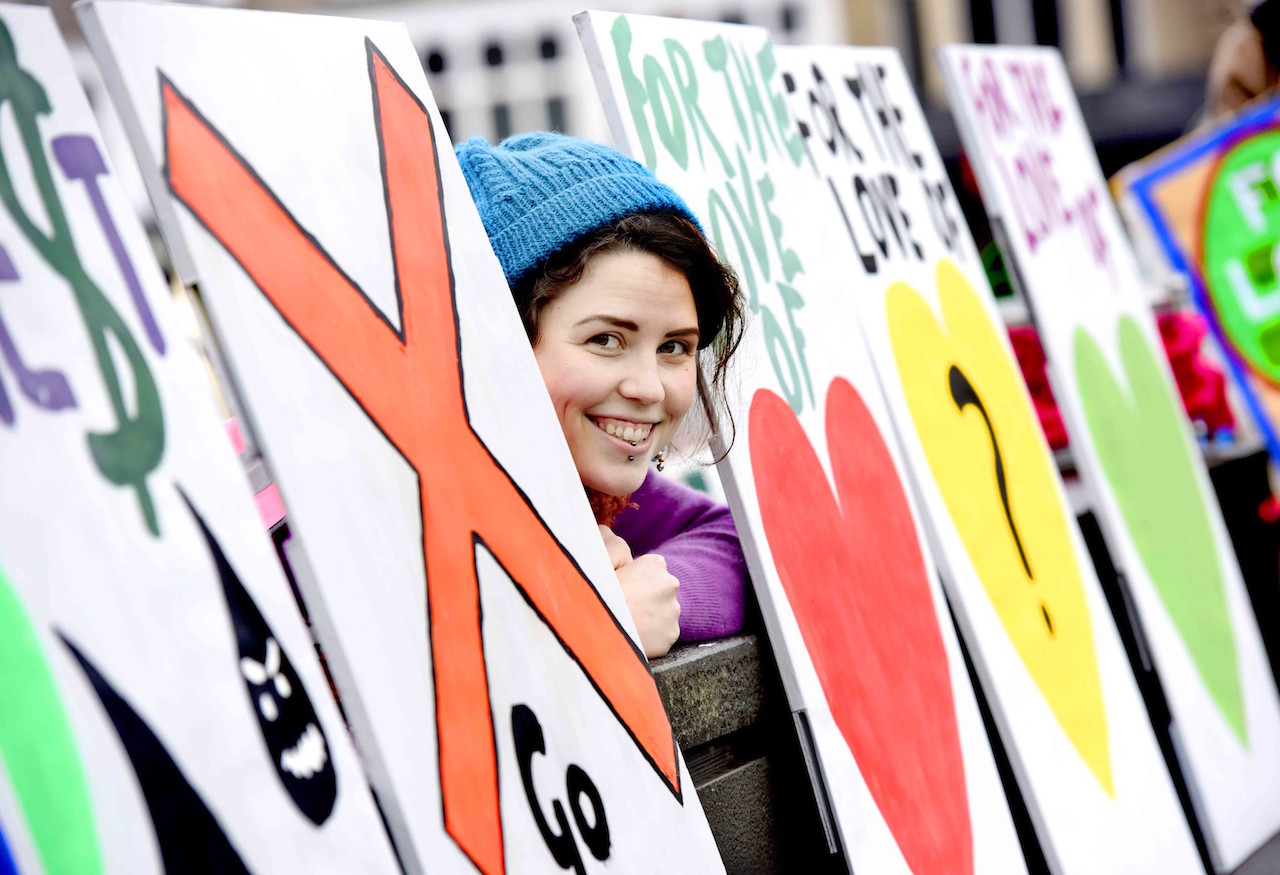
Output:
[
  {"xmin": 1157, "ymin": 311, "xmax": 1234, "ymax": 437},
  {"xmin": 1008, "ymin": 325, "xmax": 1069, "ymax": 450},
  {"xmin": 1007, "ymin": 312, "xmax": 1234, "ymax": 452}
]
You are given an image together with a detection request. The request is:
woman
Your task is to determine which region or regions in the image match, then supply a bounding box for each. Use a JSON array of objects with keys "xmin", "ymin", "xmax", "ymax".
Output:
[{"xmin": 456, "ymin": 132, "xmax": 748, "ymax": 658}]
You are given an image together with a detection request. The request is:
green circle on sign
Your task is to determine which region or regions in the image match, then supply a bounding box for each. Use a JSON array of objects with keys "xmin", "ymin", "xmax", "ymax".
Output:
[{"xmin": 1203, "ymin": 127, "xmax": 1280, "ymax": 383}]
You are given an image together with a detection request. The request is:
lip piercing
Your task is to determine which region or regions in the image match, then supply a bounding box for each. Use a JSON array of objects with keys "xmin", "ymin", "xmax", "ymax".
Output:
[
  {"xmin": 630, "ymin": 441, "xmax": 637, "ymax": 447},
  {"xmin": 628, "ymin": 455, "xmax": 635, "ymax": 461}
]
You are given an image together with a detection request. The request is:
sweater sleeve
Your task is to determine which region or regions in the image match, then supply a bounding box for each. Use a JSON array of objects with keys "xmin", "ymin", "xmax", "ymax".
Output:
[{"xmin": 611, "ymin": 469, "xmax": 748, "ymax": 642}]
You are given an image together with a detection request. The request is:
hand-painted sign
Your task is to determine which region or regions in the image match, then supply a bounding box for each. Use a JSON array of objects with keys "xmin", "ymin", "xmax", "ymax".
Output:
[
  {"xmin": 1117, "ymin": 98, "xmax": 1280, "ymax": 453},
  {"xmin": 0, "ymin": 7, "xmax": 401, "ymax": 872},
  {"xmin": 81, "ymin": 4, "xmax": 725, "ymax": 873},
  {"xmin": 942, "ymin": 44, "xmax": 1280, "ymax": 871},
  {"xmin": 578, "ymin": 14, "xmax": 1027, "ymax": 874},
  {"xmin": 782, "ymin": 44, "xmax": 1201, "ymax": 874}
]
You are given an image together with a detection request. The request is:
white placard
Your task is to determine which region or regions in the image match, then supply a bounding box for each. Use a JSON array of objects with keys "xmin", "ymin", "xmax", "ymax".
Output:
[
  {"xmin": 80, "ymin": 3, "xmax": 725, "ymax": 873},
  {"xmin": 940, "ymin": 44, "xmax": 1280, "ymax": 871},
  {"xmin": 0, "ymin": 6, "xmax": 401, "ymax": 873},
  {"xmin": 776, "ymin": 43, "xmax": 1202, "ymax": 873},
  {"xmin": 577, "ymin": 12, "xmax": 1028, "ymax": 874}
]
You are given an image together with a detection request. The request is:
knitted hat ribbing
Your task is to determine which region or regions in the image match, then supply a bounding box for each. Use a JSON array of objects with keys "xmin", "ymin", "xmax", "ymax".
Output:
[{"xmin": 455, "ymin": 132, "xmax": 702, "ymax": 288}]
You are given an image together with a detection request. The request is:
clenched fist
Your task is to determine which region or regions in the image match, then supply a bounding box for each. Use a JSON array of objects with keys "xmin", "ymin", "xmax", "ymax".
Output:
[{"xmin": 599, "ymin": 525, "xmax": 680, "ymax": 658}]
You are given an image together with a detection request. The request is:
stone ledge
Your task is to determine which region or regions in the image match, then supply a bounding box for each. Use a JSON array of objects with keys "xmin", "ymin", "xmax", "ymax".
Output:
[{"xmin": 651, "ymin": 634, "xmax": 766, "ymax": 750}]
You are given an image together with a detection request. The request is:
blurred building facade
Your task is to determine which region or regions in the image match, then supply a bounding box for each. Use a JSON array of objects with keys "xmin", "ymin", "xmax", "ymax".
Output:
[
  {"xmin": 56, "ymin": 0, "xmax": 1222, "ymax": 148},
  {"xmin": 52, "ymin": 0, "xmax": 1243, "ymax": 216}
]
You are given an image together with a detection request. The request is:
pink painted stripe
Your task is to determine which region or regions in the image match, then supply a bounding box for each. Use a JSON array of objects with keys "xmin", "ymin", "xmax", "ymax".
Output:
[
  {"xmin": 255, "ymin": 483, "xmax": 286, "ymax": 529},
  {"xmin": 225, "ymin": 417, "xmax": 246, "ymax": 455}
]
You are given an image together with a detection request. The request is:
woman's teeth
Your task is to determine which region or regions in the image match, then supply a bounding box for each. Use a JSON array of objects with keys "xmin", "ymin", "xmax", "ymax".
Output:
[{"xmin": 595, "ymin": 420, "xmax": 652, "ymax": 443}]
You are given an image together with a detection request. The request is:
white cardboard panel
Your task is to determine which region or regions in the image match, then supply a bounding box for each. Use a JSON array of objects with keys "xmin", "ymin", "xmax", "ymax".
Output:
[
  {"xmin": 0, "ymin": 6, "xmax": 401, "ymax": 872},
  {"xmin": 79, "ymin": 3, "xmax": 725, "ymax": 873},
  {"xmin": 774, "ymin": 41, "xmax": 1202, "ymax": 874},
  {"xmin": 577, "ymin": 12, "xmax": 1028, "ymax": 874},
  {"xmin": 940, "ymin": 44, "xmax": 1280, "ymax": 871}
]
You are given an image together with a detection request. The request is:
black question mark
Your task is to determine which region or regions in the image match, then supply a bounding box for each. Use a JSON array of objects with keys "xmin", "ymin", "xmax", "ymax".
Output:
[
  {"xmin": 949, "ymin": 364, "xmax": 1054, "ymax": 635},
  {"xmin": 512, "ymin": 704, "xmax": 610, "ymax": 874}
]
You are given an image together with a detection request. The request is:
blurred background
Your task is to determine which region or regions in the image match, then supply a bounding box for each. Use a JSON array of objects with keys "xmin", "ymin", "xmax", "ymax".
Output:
[{"xmin": 47, "ymin": 0, "xmax": 1240, "ymax": 202}]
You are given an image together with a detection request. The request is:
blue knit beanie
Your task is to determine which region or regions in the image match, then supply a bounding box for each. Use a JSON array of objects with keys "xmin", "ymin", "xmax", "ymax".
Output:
[{"xmin": 455, "ymin": 132, "xmax": 703, "ymax": 288}]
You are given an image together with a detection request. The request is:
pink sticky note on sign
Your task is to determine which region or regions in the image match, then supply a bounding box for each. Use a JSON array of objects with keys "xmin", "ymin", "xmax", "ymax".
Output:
[
  {"xmin": 255, "ymin": 483, "xmax": 286, "ymax": 529},
  {"xmin": 226, "ymin": 417, "xmax": 285, "ymax": 529}
]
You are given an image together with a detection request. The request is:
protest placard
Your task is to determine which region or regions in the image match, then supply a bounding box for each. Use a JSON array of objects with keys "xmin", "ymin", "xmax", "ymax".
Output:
[
  {"xmin": 777, "ymin": 43, "xmax": 1201, "ymax": 873},
  {"xmin": 578, "ymin": 13, "xmax": 1030, "ymax": 873},
  {"xmin": 81, "ymin": 3, "xmax": 725, "ymax": 872},
  {"xmin": 1116, "ymin": 95, "xmax": 1280, "ymax": 458},
  {"xmin": 0, "ymin": 6, "xmax": 401, "ymax": 872},
  {"xmin": 942, "ymin": 44, "xmax": 1280, "ymax": 870}
]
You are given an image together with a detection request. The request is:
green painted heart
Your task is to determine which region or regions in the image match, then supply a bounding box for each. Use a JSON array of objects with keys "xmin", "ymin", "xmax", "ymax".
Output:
[{"xmin": 1074, "ymin": 316, "xmax": 1246, "ymax": 745}]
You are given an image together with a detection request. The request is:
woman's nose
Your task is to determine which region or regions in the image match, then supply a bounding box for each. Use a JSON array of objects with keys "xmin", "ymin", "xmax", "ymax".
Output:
[{"xmin": 619, "ymin": 356, "xmax": 665, "ymax": 404}]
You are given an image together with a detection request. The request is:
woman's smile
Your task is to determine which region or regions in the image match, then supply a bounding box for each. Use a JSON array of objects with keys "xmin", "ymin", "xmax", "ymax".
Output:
[{"xmin": 589, "ymin": 416, "xmax": 656, "ymax": 445}]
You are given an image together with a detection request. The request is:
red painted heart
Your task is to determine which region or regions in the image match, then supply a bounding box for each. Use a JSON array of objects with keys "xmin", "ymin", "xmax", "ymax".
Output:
[{"xmin": 750, "ymin": 378, "xmax": 972, "ymax": 875}]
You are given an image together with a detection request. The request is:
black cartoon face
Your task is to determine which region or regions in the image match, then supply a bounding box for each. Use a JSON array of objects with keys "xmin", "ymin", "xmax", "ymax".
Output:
[
  {"xmin": 181, "ymin": 493, "xmax": 337, "ymax": 825},
  {"xmin": 238, "ymin": 637, "xmax": 328, "ymax": 784}
]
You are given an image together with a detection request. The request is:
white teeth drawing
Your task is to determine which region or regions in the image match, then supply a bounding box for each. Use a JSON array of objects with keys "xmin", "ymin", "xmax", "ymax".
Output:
[{"xmin": 281, "ymin": 723, "xmax": 329, "ymax": 780}]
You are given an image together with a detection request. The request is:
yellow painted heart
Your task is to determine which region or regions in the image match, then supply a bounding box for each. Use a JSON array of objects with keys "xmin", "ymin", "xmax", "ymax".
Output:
[{"xmin": 887, "ymin": 259, "xmax": 1113, "ymax": 796}]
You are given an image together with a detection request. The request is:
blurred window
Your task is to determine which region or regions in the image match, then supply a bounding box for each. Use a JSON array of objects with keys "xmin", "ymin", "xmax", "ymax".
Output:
[
  {"xmin": 493, "ymin": 103, "xmax": 512, "ymax": 139},
  {"xmin": 548, "ymin": 96, "xmax": 566, "ymax": 131}
]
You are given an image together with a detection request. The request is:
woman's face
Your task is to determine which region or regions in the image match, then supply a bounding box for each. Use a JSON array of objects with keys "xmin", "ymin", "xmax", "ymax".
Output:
[{"xmin": 533, "ymin": 248, "xmax": 700, "ymax": 496}]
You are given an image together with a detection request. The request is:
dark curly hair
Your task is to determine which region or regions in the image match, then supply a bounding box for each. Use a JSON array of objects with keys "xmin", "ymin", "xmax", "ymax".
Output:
[{"xmin": 511, "ymin": 211, "xmax": 745, "ymax": 462}]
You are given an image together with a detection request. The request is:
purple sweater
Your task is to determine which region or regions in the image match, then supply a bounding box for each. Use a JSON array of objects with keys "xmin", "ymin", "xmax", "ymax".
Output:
[{"xmin": 611, "ymin": 468, "xmax": 748, "ymax": 643}]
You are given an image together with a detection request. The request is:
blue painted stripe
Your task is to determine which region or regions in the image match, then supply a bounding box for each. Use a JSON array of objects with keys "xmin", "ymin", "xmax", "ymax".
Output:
[{"xmin": 0, "ymin": 820, "xmax": 19, "ymax": 875}]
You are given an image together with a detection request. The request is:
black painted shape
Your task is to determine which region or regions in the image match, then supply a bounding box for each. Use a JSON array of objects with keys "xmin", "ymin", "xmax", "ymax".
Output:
[
  {"xmin": 58, "ymin": 634, "xmax": 253, "ymax": 874},
  {"xmin": 949, "ymin": 364, "xmax": 1055, "ymax": 636},
  {"xmin": 514, "ymin": 704, "xmax": 583, "ymax": 874},
  {"xmin": 566, "ymin": 764, "xmax": 609, "ymax": 861},
  {"xmin": 179, "ymin": 493, "xmax": 337, "ymax": 825},
  {"xmin": 513, "ymin": 704, "xmax": 611, "ymax": 875},
  {"xmin": 948, "ymin": 364, "xmax": 1035, "ymax": 579}
]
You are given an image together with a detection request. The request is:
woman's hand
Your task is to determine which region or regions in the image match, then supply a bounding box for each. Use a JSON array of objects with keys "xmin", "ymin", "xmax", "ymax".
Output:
[{"xmin": 599, "ymin": 525, "xmax": 680, "ymax": 658}]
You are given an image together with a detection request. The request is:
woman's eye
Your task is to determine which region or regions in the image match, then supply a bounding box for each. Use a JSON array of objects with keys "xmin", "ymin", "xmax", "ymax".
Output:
[
  {"xmin": 588, "ymin": 334, "xmax": 621, "ymax": 349},
  {"xmin": 660, "ymin": 339, "xmax": 693, "ymax": 355}
]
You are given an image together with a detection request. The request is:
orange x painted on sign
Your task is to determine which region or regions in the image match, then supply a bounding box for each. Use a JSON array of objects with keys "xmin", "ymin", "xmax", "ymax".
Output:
[{"xmin": 162, "ymin": 41, "xmax": 680, "ymax": 875}]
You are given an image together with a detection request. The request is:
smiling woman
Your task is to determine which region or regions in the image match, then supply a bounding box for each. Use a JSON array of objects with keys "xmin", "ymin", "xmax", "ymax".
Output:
[
  {"xmin": 456, "ymin": 132, "xmax": 748, "ymax": 657},
  {"xmin": 533, "ymin": 249, "xmax": 698, "ymax": 497}
]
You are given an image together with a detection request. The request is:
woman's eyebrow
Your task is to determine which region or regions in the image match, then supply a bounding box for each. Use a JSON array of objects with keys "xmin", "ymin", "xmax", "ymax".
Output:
[
  {"xmin": 665, "ymin": 327, "xmax": 700, "ymax": 340},
  {"xmin": 573, "ymin": 315, "xmax": 639, "ymax": 331}
]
